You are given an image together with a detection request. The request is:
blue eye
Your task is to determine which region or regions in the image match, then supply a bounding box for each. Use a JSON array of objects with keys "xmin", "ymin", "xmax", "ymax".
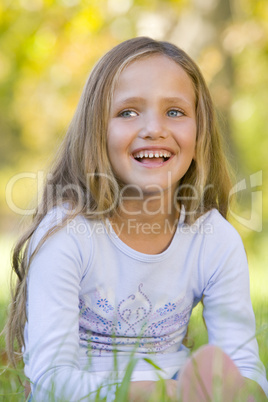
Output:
[
  {"xmin": 119, "ymin": 110, "xmax": 138, "ymax": 118},
  {"xmin": 167, "ymin": 109, "xmax": 184, "ymax": 117}
]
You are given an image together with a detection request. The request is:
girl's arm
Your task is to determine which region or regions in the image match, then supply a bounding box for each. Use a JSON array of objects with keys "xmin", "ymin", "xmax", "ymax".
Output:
[
  {"xmin": 201, "ymin": 216, "xmax": 268, "ymax": 397},
  {"xmin": 25, "ymin": 211, "xmax": 114, "ymax": 400}
]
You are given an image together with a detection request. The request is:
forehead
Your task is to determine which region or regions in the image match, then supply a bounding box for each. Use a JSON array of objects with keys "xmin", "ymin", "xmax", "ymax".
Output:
[{"xmin": 113, "ymin": 54, "xmax": 196, "ymax": 103}]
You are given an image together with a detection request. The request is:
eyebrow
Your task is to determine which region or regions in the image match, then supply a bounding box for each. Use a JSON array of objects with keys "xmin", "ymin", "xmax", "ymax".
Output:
[
  {"xmin": 113, "ymin": 96, "xmax": 194, "ymax": 107},
  {"xmin": 113, "ymin": 97, "xmax": 146, "ymax": 107}
]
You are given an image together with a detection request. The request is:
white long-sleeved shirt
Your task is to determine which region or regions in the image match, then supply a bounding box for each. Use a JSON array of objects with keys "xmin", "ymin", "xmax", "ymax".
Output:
[{"xmin": 24, "ymin": 206, "xmax": 268, "ymax": 400}]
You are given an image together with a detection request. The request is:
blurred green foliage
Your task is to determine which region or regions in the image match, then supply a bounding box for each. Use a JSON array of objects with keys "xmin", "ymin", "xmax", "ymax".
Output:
[
  {"xmin": 0, "ymin": 0, "xmax": 268, "ymax": 247},
  {"xmin": 0, "ymin": 1, "xmax": 268, "ymax": 396}
]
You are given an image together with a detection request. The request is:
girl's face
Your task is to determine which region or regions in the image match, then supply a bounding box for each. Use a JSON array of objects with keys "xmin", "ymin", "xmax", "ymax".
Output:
[{"xmin": 107, "ymin": 55, "xmax": 196, "ymax": 195}]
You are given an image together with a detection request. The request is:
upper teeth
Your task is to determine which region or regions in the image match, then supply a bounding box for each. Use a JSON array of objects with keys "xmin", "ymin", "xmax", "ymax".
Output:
[{"xmin": 133, "ymin": 150, "xmax": 172, "ymax": 159}]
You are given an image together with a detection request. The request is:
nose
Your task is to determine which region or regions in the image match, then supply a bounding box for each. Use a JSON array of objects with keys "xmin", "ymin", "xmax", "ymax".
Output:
[{"xmin": 139, "ymin": 113, "xmax": 168, "ymax": 140}]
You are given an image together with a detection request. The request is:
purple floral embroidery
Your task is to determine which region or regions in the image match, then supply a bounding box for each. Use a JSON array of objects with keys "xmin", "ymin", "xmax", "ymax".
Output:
[
  {"xmin": 164, "ymin": 302, "xmax": 176, "ymax": 312},
  {"xmin": 117, "ymin": 284, "xmax": 152, "ymax": 336},
  {"xmin": 78, "ymin": 284, "xmax": 192, "ymax": 355},
  {"xmin": 97, "ymin": 298, "xmax": 114, "ymax": 313},
  {"xmin": 97, "ymin": 298, "xmax": 108, "ymax": 308},
  {"xmin": 157, "ymin": 308, "xmax": 165, "ymax": 316}
]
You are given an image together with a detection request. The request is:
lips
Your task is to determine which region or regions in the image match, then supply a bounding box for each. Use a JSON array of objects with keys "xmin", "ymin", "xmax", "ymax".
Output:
[{"xmin": 132, "ymin": 149, "xmax": 173, "ymax": 164}]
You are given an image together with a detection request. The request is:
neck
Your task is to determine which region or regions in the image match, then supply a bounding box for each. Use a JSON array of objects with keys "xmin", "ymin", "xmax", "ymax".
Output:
[{"xmin": 110, "ymin": 189, "xmax": 180, "ymax": 239}]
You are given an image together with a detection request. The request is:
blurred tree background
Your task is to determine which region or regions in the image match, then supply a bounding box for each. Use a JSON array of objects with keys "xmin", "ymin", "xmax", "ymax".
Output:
[
  {"xmin": 1, "ymin": 0, "xmax": 268, "ymax": 244},
  {"xmin": 0, "ymin": 0, "xmax": 268, "ymax": 395}
]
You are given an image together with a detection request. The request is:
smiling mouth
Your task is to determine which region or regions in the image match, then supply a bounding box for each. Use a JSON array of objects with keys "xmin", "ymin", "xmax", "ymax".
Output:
[{"xmin": 132, "ymin": 149, "xmax": 172, "ymax": 163}]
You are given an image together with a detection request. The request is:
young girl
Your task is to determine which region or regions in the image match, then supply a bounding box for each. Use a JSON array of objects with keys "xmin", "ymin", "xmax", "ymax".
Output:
[{"xmin": 6, "ymin": 37, "xmax": 268, "ymax": 401}]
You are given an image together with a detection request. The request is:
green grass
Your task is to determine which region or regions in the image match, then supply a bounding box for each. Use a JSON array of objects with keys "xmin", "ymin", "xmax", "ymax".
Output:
[{"xmin": 0, "ymin": 235, "xmax": 267, "ymax": 401}]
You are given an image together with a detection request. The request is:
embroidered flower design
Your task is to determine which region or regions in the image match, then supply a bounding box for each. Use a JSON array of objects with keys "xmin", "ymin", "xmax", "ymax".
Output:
[
  {"xmin": 96, "ymin": 298, "xmax": 114, "ymax": 313},
  {"xmin": 164, "ymin": 302, "xmax": 176, "ymax": 312},
  {"xmin": 97, "ymin": 298, "xmax": 109, "ymax": 308},
  {"xmin": 79, "ymin": 288, "xmax": 192, "ymax": 354},
  {"xmin": 157, "ymin": 308, "xmax": 165, "ymax": 316},
  {"xmin": 104, "ymin": 305, "xmax": 114, "ymax": 313}
]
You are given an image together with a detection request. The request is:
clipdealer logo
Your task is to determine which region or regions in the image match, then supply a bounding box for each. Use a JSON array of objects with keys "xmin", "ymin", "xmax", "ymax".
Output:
[
  {"xmin": 5, "ymin": 170, "xmax": 263, "ymax": 232},
  {"xmin": 228, "ymin": 171, "xmax": 262, "ymax": 232}
]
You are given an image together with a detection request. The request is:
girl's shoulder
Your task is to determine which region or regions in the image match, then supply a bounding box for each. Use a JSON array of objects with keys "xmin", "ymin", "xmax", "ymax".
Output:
[
  {"xmin": 196, "ymin": 208, "xmax": 242, "ymax": 242},
  {"xmin": 197, "ymin": 209, "xmax": 249, "ymax": 287},
  {"xmin": 197, "ymin": 208, "xmax": 246, "ymax": 263},
  {"xmin": 27, "ymin": 206, "xmax": 99, "ymax": 278},
  {"xmin": 33, "ymin": 204, "xmax": 99, "ymax": 236},
  {"xmin": 29, "ymin": 205, "xmax": 98, "ymax": 258},
  {"xmin": 191, "ymin": 208, "xmax": 245, "ymax": 262}
]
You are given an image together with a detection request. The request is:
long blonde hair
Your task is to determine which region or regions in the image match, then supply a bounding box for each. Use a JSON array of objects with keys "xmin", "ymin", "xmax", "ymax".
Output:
[{"xmin": 5, "ymin": 37, "xmax": 232, "ymax": 365}]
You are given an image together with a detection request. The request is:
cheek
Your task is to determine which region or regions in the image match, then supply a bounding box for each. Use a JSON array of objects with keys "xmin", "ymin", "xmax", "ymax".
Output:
[
  {"xmin": 176, "ymin": 122, "xmax": 197, "ymax": 149},
  {"xmin": 107, "ymin": 125, "xmax": 119, "ymax": 153},
  {"xmin": 107, "ymin": 122, "xmax": 134, "ymax": 158},
  {"xmin": 107, "ymin": 126, "xmax": 128, "ymax": 170},
  {"xmin": 107, "ymin": 122, "xmax": 124, "ymax": 145},
  {"xmin": 107, "ymin": 136, "xmax": 124, "ymax": 160}
]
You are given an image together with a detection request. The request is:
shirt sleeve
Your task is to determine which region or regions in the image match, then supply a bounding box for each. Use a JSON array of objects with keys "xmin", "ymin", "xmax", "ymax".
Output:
[
  {"xmin": 25, "ymin": 211, "xmax": 115, "ymax": 401},
  {"xmin": 202, "ymin": 218, "xmax": 268, "ymax": 397}
]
